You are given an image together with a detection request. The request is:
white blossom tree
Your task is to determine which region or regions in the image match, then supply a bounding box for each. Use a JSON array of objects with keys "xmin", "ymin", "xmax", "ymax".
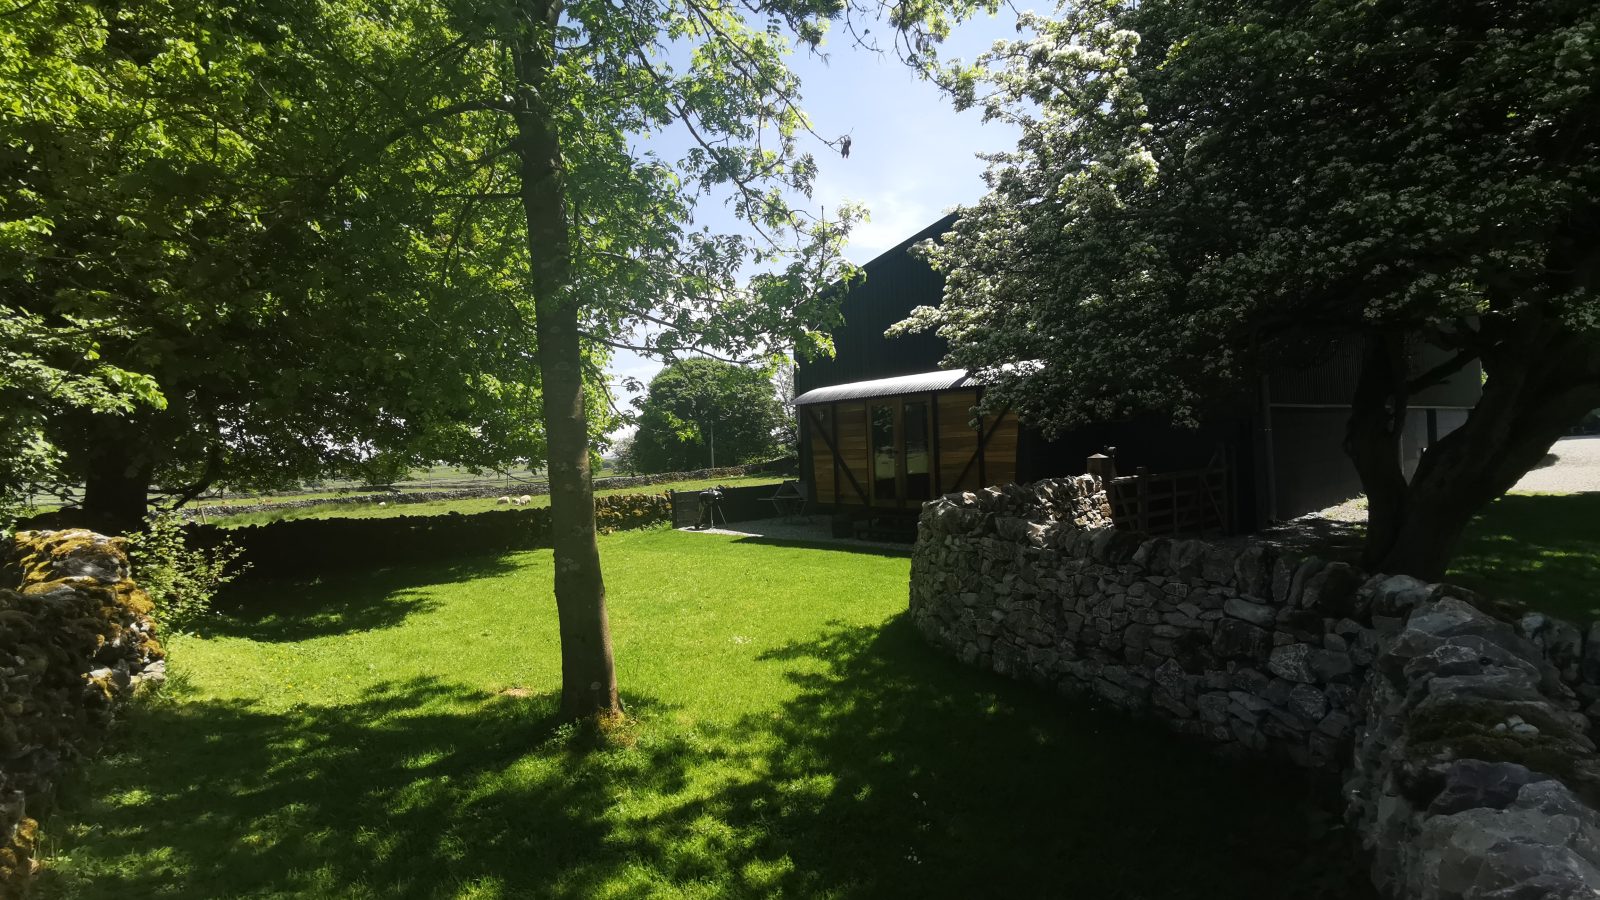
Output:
[{"xmin": 898, "ymin": 0, "xmax": 1600, "ymax": 579}]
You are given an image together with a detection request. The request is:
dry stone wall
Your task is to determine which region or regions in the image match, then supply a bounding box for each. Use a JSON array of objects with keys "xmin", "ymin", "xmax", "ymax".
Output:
[
  {"xmin": 183, "ymin": 491, "xmax": 672, "ymax": 582},
  {"xmin": 910, "ymin": 475, "xmax": 1377, "ymax": 767},
  {"xmin": 1350, "ymin": 596, "xmax": 1600, "ymax": 898},
  {"xmin": 0, "ymin": 530, "xmax": 165, "ymax": 898},
  {"xmin": 911, "ymin": 477, "xmax": 1600, "ymax": 899}
]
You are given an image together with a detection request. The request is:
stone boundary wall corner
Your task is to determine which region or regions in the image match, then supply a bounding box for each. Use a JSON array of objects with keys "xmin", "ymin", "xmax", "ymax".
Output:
[{"xmin": 910, "ymin": 477, "xmax": 1600, "ymax": 899}]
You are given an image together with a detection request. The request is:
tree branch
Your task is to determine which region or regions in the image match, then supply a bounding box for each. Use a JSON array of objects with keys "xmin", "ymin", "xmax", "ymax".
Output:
[{"xmin": 1407, "ymin": 348, "xmax": 1479, "ymax": 393}]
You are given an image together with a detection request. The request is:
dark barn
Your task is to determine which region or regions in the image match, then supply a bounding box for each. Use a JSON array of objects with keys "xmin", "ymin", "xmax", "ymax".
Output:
[{"xmin": 794, "ymin": 216, "xmax": 1482, "ymax": 534}]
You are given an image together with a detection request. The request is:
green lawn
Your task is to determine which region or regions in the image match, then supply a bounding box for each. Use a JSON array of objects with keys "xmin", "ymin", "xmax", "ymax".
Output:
[
  {"xmin": 1451, "ymin": 492, "xmax": 1600, "ymax": 623},
  {"xmin": 206, "ymin": 475, "xmax": 782, "ymax": 527},
  {"xmin": 38, "ymin": 529, "xmax": 1368, "ymax": 899}
]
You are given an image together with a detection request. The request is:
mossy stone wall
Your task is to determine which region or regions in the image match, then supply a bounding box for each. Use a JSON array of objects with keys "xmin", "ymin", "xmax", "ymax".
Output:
[{"xmin": 0, "ymin": 530, "xmax": 165, "ymax": 898}]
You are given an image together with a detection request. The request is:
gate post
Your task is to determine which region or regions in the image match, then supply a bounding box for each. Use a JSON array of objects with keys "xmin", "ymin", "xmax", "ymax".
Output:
[{"xmin": 1086, "ymin": 449, "xmax": 1118, "ymax": 485}]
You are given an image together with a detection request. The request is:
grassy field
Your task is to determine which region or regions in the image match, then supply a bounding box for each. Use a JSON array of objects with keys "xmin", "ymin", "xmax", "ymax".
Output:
[
  {"xmin": 185, "ymin": 466, "xmax": 598, "ymax": 510},
  {"xmin": 1451, "ymin": 492, "xmax": 1600, "ymax": 622},
  {"xmin": 206, "ymin": 475, "xmax": 782, "ymax": 527},
  {"xmin": 1259, "ymin": 491, "xmax": 1600, "ymax": 623},
  {"xmin": 38, "ymin": 529, "xmax": 1367, "ymax": 899}
]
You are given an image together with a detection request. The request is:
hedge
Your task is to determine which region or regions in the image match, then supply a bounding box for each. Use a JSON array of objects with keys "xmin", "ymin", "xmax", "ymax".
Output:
[{"xmin": 186, "ymin": 492, "xmax": 673, "ymax": 581}]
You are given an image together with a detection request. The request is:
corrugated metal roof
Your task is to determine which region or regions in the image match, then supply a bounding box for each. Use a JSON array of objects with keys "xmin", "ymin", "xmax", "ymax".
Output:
[{"xmin": 793, "ymin": 369, "xmax": 974, "ymax": 406}]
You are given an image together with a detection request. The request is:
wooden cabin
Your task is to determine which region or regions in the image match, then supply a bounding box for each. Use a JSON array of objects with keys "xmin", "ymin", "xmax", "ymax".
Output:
[{"xmin": 794, "ymin": 370, "xmax": 1018, "ymax": 511}]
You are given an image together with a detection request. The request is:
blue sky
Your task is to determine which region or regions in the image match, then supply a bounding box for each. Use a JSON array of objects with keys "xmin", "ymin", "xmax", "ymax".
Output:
[{"xmin": 605, "ymin": 11, "xmax": 1027, "ymax": 416}]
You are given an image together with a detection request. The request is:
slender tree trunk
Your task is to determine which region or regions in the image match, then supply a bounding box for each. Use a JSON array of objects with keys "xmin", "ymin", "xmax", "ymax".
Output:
[
  {"xmin": 511, "ymin": 0, "xmax": 621, "ymax": 721},
  {"xmin": 1349, "ymin": 325, "xmax": 1600, "ymax": 580}
]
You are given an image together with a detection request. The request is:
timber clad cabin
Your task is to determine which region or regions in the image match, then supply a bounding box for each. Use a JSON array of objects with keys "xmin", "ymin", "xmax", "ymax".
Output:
[
  {"xmin": 795, "ymin": 214, "xmax": 1484, "ymax": 533},
  {"xmin": 794, "ymin": 370, "xmax": 1018, "ymax": 510}
]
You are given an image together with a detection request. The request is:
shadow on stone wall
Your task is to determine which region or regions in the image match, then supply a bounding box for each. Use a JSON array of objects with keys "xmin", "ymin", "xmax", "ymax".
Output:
[{"xmin": 910, "ymin": 477, "xmax": 1600, "ymax": 898}]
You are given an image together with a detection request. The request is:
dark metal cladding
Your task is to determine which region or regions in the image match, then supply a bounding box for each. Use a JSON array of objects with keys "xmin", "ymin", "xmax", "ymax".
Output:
[
  {"xmin": 1270, "ymin": 337, "xmax": 1484, "ymax": 409},
  {"xmin": 795, "ymin": 213, "xmax": 955, "ymax": 396}
]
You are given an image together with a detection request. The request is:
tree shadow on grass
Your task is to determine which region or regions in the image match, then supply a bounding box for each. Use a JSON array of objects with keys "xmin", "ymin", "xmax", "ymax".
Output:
[
  {"xmin": 40, "ymin": 618, "xmax": 1374, "ymax": 899},
  {"xmin": 207, "ymin": 554, "xmax": 527, "ymax": 642},
  {"xmin": 639, "ymin": 616, "xmax": 1374, "ymax": 899},
  {"xmin": 1450, "ymin": 493, "xmax": 1600, "ymax": 622},
  {"xmin": 1252, "ymin": 516, "xmax": 1366, "ymax": 566},
  {"xmin": 728, "ymin": 534, "xmax": 913, "ymax": 558},
  {"xmin": 37, "ymin": 678, "xmax": 694, "ymax": 900}
]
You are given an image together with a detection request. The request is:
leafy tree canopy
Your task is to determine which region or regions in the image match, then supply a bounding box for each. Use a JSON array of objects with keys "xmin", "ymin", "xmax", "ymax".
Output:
[
  {"xmin": 631, "ymin": 358, "xmax": 783, "ymax": 472},
  {"xmin": 4, "ymin": 0, "xmax": 997, "ymax": 714},
  {"xmin": 1, "ymin": 0, "xmax": 557, "ymax": 526},
  {"xmin": 900, "ymin": 0, "xmax": 1600, "ymax": 577}
]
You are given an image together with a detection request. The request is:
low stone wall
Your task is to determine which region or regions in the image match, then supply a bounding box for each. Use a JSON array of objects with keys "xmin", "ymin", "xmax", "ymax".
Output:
[
  {"xmin": 0, "ymin": 531, "xmax": 165, "ymax": 896},
  {"xmin": 910, "ymin": 477, "xmax": 1600, "ymax": 898},
  {"xmin": 1349, "ymin": 595, "xmax": 1600, "ymax": 897},
  {"xmin": 186, "ymin": 492, "xmax": 672, "ymax": 582},
  {"xmin": 910, "ymin": 476, "xmax": 1378, "ymax": 767}
]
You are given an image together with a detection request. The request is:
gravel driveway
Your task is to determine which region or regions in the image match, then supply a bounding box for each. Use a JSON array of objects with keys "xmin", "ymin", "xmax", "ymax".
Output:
[{"xmin": 1513, "ymin": 435, "xmax": 1600, "ymax": 493}]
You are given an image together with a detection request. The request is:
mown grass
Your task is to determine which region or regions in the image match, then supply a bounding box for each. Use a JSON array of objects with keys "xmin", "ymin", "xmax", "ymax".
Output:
[
  {"xmin": 1260, "ymin": 491, "xmax": 1600, "ymax": 624},
  {"xmin": 206, "ymin": 475, "xmax": 782, "ymax": 527},
  {"xmin": 37, "ymin": 529, "xmax": 1367, "ymax": 899},
  {"xmin": 1450, "ymin": 492, "xmax": 1600, "ymax": 623}
]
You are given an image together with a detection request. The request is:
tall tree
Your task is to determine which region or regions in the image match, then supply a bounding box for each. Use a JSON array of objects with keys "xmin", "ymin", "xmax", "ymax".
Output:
[
  {"xmin": 632, "ymin": 358, "xmax": 783, "ymax": 473},
  {"xmin": 900, "ymin": 0, "xmax": 1600, "ymax": 579},
  {"xmin": 452, "ymin": 0, "xmax": 993, "ymax": 719},
  {"xmin": 0, "ymin": 309, "xmax": 164, "ymax": 526},
  {"xmin": 6, "ymin": 0, "xmax": 990, "ymax": 720},
  {"xmin": 2, "ymin": 0, "xmax": 552, "ymax": 531}
]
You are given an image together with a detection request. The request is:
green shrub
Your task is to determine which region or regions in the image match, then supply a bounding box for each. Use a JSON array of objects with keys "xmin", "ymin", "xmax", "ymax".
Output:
[{"xmin": 128, "ymin": 512, "xmax": 247, "ymax": 634}]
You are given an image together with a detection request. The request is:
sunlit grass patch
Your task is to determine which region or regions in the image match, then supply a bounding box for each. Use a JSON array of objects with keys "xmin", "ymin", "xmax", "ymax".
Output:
[
  {"xmin": 38, "ymin": 530, "xmax": 1368, "ymax": 898},
  {"xmin": 1450, "ymin": 492, "xmax": 1600, "ymax": 622}
]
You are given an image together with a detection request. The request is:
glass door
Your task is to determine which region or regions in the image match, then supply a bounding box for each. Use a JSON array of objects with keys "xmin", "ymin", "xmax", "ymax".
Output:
[
  {"xmin": 870, "ymin": 404, "xmax": 896, "ymax": 504},
  {"xmin": 904, "ymin": 400, "xmax": 931, "ymax": 501}
]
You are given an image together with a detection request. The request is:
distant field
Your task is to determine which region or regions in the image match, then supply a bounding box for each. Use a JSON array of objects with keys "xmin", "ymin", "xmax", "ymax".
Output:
[
  {"xmin": 188, "ymin": 466, "xmax": 549, "ymax": 508},
  {"xmin": 207, "ymin": 474, "xmax": 782, "ymax": 528}
]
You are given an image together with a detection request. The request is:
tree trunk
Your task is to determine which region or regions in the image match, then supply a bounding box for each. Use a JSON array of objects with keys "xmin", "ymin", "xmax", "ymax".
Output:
[
  {"xmin": 511, "ymin": 1, "xmax": 621, "ymax": 721},
  {"xmin": 81, "ymin": 452, "xmax": 153, "ymax": 535},
  {"xmin": 1345, "ymin": 331, "xmax": 1410, "ymax": 571},
  {"xmin": 1349, "ymin": 325, "xmax": 1600, "ymax": 580},
  {"xmin": 71, "ymin": 417, "xmax": 155, "ymax": 535}
]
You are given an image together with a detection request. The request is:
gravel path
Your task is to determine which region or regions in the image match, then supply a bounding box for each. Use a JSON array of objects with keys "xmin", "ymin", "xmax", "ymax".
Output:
[
  {"xmin": 1217, "ymin": 434, "xmax": 1600, "ymax": 560},
  {"xmin": 679, "ymin": 517, "xmax": 912, "ymax": 553},
  {"xmin": 1513, "ymin": 435, "xmax": 1600, "ymax": 493}
]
